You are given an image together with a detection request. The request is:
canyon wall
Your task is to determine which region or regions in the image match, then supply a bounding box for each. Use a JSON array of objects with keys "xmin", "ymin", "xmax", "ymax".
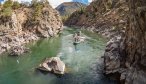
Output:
[{"xmin": 65, "ymin": 0, "xmax": 146, "ymax": 83}]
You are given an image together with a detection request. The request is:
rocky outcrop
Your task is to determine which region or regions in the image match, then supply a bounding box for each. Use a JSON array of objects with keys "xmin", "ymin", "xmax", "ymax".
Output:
[
  {"xmin": 56, "ymin": 2, "xmax": 86, "ymax": 16},
  {"xmin": 0, "ymin": 2, "xmax": 63, "ymax": 55},
  {"xmin": 104, "ymin": 0, "xmax": 146, "ymax": 84},
  {"xmin": 9, "ymin": 45, "xmax": 29, "ymax": 56},
  {"xmin": 37, "ymin": 57, "xmax": 65, "ymax": 75}
]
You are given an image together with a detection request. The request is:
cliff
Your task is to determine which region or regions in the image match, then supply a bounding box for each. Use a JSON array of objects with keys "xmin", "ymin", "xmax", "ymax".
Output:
[
  {"xmin": 65, "ymin": 0, "xmax": 128, "ymax": 39},
  {"xmin": 0, "ymin": 1, "xmax": 63, "ymax": 54},
  {"xmin": 104, "ymin": 0, "xmax": 146, "ymax": 84}
]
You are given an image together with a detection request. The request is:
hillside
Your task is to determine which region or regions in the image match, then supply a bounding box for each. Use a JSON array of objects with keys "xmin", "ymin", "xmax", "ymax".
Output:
[
  {"xmin": 56, "ymin": 2, "xmax": 86, "ymax": 16},
  {"xmin": 65, "ymin": 0, "xmax": 128, "ymax": 39}
]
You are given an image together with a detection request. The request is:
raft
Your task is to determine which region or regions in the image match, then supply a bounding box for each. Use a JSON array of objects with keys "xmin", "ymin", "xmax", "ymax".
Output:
[{"xmin": 73, "ymin": 37, "xmax": 85, "ymax": 45}]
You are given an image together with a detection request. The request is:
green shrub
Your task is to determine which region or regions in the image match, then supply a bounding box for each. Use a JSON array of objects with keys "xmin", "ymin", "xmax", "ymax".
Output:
[
  {"xmin": 3, "ymin": 0, "xmax": 13, "ymax": 8},
  {"xmin": 79, "ymin": 7, "xmax": 85, "ymax": 14},
  {"xmin": 1, "ymin": 7, "xmax": 12, "ymax": 17},
  {"xmin": 34, "ymin": 3, "xmax": 43, "ymax": 20},
  {"xmin": 12, "ymin": 1, "xmax": 20, "ymax": 9},
  {"xmin": 0, "ymin": 0, "xmax": 13, "ymax": 17},
  {"xmin": 61, "ymin": 15, "xmax": 70, "ymax": 23}
]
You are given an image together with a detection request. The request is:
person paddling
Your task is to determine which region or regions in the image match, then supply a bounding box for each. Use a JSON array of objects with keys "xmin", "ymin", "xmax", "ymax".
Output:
[
  {"xmin": 73, "ymin": 33, "xmax": 78, "ymax": 43},
  {"xmin": 73, "ymin": 31, "xmax": 82, "ymax": 43}
]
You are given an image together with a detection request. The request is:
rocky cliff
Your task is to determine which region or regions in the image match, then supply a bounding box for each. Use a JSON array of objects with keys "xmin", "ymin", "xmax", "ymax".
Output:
[
  {"xmin": 0, "ymin": 1, "xmax": 63, "ymax": 55},
  {"xmin": 65, "ymin": 0, "xmax": 146, "ymax": 84},
  {"xmin": 104, "ymin": 0, "xmax": 146, "ymax": 84},
  {"xmin": 65, "ymin": 0, "xmax": 128, "ymax": 39},
  {"xmin": 56, "ymin": 2, "xmax": 86, "ymax": 16}
]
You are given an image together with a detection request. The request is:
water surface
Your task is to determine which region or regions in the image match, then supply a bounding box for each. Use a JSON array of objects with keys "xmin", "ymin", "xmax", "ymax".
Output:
[{"xmin": 0, "ymin": 27, "xmax": 116, "ymax": 84}]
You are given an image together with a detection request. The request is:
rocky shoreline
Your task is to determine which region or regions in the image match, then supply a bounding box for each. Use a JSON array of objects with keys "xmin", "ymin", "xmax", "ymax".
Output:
[{"xmin": 0, "ymin": 31, "xmax": 39, "ymax": 55}]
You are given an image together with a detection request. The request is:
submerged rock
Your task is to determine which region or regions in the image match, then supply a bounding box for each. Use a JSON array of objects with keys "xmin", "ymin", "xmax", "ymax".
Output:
[{"xmin": 37, "ymin": 57, "xmax": 65, "ymax": 75}]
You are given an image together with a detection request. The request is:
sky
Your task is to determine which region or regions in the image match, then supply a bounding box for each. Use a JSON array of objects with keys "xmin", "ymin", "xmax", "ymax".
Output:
[{"xmin": 0, "ymin": 0, "xmax": 92, "ymax": 8}]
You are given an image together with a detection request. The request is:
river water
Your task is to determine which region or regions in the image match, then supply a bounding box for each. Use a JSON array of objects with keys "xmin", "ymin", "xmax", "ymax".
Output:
[{"xmin": 0, "ymin": 27, "xmax": 117, "ymax": 84}]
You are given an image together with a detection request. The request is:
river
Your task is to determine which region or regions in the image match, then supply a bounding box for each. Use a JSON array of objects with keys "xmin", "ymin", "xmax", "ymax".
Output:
[{"xmin": 0, "ymin": 27, "xmax": 117, "ymax": 84}]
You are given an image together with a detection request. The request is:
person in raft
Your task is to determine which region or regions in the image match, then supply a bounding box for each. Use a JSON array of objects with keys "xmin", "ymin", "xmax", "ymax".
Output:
[{"xmin": 73, "ymin": 31, "xmax": 82, "ymax": 43}]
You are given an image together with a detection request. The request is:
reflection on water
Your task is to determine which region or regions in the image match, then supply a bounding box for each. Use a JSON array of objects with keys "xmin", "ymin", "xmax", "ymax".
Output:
[{"xmin": 0, "ymin": 27, "xmax": 117, "ymax": 84}]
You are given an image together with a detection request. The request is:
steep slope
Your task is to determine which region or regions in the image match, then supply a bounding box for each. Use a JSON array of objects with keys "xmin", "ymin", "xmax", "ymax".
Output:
[
  {"xmin": 65, "ymin": 0, "xmax": 128, "ymax": 39},
  {"xmin": 0, "ymin": 1, "xmax": 63, "ymax": 54},
  {"xmin": 56, "ymin": 2, "xmax": 86, "ymax": 16},
  {"xmin": 104, "ymin": 0, "xmax": 146, "ymax": 84}
]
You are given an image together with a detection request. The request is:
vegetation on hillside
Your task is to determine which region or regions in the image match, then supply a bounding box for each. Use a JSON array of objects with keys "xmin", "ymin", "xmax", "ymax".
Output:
[
  {"xmin": 61, "ymin": 6, "xmax": 86, "ymax": 23},
  {"xmin": 12, "ymin": 1, "xmax": 20, "ymax": 9},
  {"xmin": 31, "ymin": 0, "xmax": 50, "ymax": 21},
  {"xmin": 1, "ymin": 0, "xmax": 13, "ymax": 17},
  {"xmin": 0, "ymin": 0, "xmax": 50, "ymax": 20}
]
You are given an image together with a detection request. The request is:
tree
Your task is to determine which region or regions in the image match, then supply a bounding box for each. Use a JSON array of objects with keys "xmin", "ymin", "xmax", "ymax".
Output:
[
  {"xmin": 1, "ymin": 0, "xmax": 13, "ymax": 17},
  {"xmin": 31, "ymin": 0, "xmax": 38, "ymax": 7},
  {"xmin": 12, "ymin": 1, "xmax": 20, "ymax": 9},
  {"xmin": 3, "ymin": 0, "xmax": 13, "ymax": 8},
  {"xmin": 1, "ymin": 7, "xmax": 12, "ymax": 17}
]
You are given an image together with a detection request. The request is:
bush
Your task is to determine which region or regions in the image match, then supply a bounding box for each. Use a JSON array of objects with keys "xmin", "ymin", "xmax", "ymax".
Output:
[
  {"xmin": 61, "ymin": 15, "xmax": 70, "ymax": 23},
  {"xmin": 1, "ymin": 7, "xmax": 12, "ymax": 17},
  {"xmin": 3, "ymin": 0, "xmax": 13, "ymax": 8},
  {"xmin": 0, "ymin": 0, "xmax": 13, "ymax": 17},
  {"xmin": 79, "ymin": 7, "xmax": 85, "ymax": 14},
  {"xmin": 12, "ymin": 1, "xmax": 20, "ymax": 9},
  {"xmin": 33, "ymin": 3, "xmax": 43, "ymax": 20}
]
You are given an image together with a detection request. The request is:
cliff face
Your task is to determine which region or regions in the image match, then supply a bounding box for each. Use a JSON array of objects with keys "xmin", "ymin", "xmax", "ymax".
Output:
[
  {"xmin": 56, "ymin": 2, "xmax": 86, "ymax": 16},
  {"xmin": 0, "ymin": 3, "xmax": 63, "ymax": 54},
  {"xmin": 24, "ymin": 4, "xmax": 63, "ymax": 37},
  {"xmin": 65, "ymin": 0, "xmax": 128, "ymax": 38},
  {"xmin": 104, "ymin": 0, "xmax": 146, "ymax": 84}
]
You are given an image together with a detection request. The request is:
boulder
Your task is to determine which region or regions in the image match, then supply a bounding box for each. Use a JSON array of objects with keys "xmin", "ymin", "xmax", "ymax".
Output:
[{"xmin": 37, "ymin": 57, "xmax": 65, "ymax": 75}]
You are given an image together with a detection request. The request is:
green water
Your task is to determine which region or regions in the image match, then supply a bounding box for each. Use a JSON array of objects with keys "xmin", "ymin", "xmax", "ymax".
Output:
[{"xmin": 0, "ymin": 27, "xmax": 116, "ymax": 84}]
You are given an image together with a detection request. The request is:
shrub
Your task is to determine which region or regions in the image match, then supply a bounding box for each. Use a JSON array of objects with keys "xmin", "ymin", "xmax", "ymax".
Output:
[
  {"xmin": 1, "ymin": 7, "xmax": 12, "ymax": 17},
  {"xmin": 3, "ymin": 0, "xmax": 13, "ymax": 8},
  {"xmin": 79, "ymin": 7, "xmax": 85, "ymax": 14},
  {"xmin": 0, "ymin": 0, "xmax": 13, "ymax": 17},
  {"xmin": 12, "ymin": 1, "xmax": 20, "ymax": 9},
  {"xmin": 61, "ymin": 15, "xmax": 70, "ymax": 23},
  {"xmin": 33, "ymin": 3, "xmax": 43, "ymax": 20}
]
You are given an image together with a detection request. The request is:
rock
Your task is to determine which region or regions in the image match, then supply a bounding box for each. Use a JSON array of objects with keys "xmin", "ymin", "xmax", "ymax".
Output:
[
  {"xmin": 104, "ymin": 37, "xmax": 122, "ymax": 80},
  {"xmin": 37, "ymin": 57, "xmax": 65, "ymax": 75},
  {"xmin": 9, "ymin": 45, "xmax": 30, "ymax": 56}
]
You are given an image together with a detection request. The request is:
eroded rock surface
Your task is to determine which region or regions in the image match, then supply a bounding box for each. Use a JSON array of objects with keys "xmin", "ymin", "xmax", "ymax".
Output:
[{"xmin": 104, "ymin": 0, "xmax": 146, "ymax": 84}]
